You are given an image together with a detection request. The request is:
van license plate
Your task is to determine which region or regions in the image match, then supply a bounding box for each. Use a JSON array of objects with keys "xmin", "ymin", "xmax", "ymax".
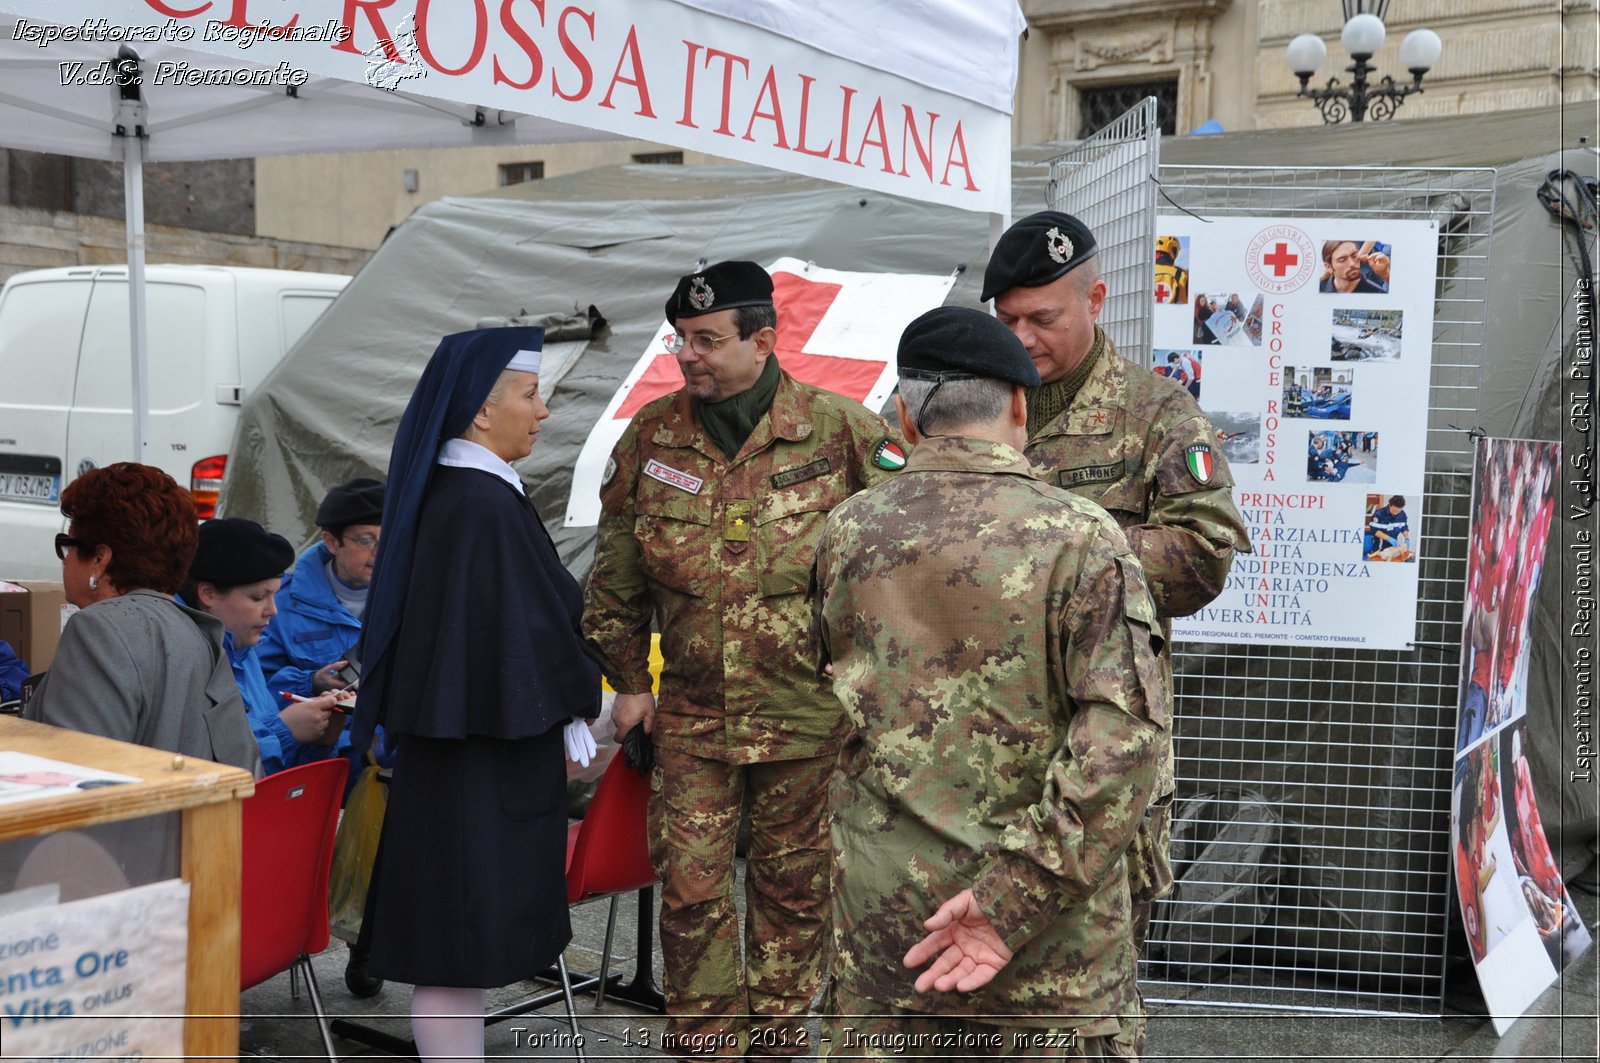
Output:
[{"xmin": 0, "ymin": 472, "xmax": 60, "ymax": 504}]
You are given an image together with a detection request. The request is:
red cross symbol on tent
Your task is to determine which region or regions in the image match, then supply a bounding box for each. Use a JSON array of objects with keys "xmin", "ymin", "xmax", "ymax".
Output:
[
  {"xmin": 1261, "ymin": 242, "xmax": 1300, "ymax": 277},
  {"xmin": 615, "ymin": 272, "xmax": 886, "ymax": 419},
  {"xmin": 1154, "ymin": 280, "xmax": 1173, "ymax": 303}
]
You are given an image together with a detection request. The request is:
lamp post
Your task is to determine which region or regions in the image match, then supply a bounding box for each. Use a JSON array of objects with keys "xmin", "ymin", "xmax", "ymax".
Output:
[{"xmin": 1285, "ymin": 1, "xmax": 1442, "ymax": 123}]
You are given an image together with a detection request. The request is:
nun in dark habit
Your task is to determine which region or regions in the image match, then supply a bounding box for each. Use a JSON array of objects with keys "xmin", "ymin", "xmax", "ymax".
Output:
[{"xmin": 350, "ymin": 327, "xmax": 600, "ymax": 1061}]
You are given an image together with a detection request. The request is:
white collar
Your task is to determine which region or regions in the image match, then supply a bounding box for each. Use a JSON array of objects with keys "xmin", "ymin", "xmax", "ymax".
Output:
[{"xmin": 436, "ymin": 438, "xmax": 525, "ymax": 496}]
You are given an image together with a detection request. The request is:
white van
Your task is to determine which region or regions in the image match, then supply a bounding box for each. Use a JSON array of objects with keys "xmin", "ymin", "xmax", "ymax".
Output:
[{"xmin": 0, "ymin": 264, "xmax": 349, "ymax": 579}]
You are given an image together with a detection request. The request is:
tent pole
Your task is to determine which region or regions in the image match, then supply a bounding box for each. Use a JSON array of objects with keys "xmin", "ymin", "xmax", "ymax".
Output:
[
  {"xmin": 114, "ymin": 48, "xmax": 151, "ymax": 464},
  {"xmin": 123, "ymin": 131, "xmax": 149, "ymax": 464}
]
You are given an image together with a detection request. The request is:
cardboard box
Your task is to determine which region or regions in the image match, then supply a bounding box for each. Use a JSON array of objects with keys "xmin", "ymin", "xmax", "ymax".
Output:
[{"xmin": 0, "ymin": 580, "xmax": 72, "ymax": 674}]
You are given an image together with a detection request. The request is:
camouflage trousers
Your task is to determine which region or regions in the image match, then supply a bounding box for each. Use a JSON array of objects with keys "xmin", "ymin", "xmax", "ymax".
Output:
[
  {"xmin": 648, "ymin": 746, "xmax": 833, "ymax": 1062},
  {"xmin": 1127, "ymin": 799, "xmax": 1173, "ymax": 954},
  {"xmin": 821, "ymin": 983, "xmax": 1144, "ymax": 1061}
]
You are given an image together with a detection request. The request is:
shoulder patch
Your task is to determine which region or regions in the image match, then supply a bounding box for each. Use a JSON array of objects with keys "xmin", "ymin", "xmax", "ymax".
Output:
[
  {"xmin": 1184, "ymin": 443, "xmax": 1215, "ymax": 485},
  {"xmin": 871, "ymin": 438, "xmax": 906, "ymax": 471},
  {"xmin": 602, "ymin": 456, "xmax": 617, "ymax": 487}
]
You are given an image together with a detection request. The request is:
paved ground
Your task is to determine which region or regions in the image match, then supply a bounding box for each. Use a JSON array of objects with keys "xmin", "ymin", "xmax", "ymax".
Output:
[{"xmin": 241, "ymin": 871, "xmax": 1598, "ymax": 1061}]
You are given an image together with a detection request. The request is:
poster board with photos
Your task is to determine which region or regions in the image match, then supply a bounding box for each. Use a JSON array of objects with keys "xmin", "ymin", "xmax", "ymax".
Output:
[
  {"xmin": 1158, "ymin": 218, "xmax": 1438, "ymax": 649},
  {"xmin": 1453, "ymin": 437, "xmax": 1591, "ymax": 1035}
]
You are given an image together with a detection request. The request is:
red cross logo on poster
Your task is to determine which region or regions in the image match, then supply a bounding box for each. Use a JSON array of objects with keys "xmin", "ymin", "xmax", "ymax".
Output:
[
  {"xmin": 1154, "ymin": 280, "xmax": 1173, "ymax": 303},
  {"xmin": 1262, "ymin": 242, "xmax": 1299, "ymax": 277},
  {"xmin": 1245, "ymin": 225, "xmax": 1316, "ymax": 294}
]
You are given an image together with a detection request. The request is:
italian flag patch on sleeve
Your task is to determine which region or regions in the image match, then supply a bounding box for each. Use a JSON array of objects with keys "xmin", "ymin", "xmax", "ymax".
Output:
[{"xmin": 872, "ymin": 438, "xmax": 907, "ymax": 471}]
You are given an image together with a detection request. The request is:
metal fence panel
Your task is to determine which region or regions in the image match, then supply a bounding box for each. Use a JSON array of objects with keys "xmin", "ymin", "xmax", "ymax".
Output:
[
  {"xmin": 1044, "ymin": 148, "xmax": 1495, "ymax": 1016},
  {"xmin": 1046, "ymin": 97, "xmax": 1160, "ymax": 358}
]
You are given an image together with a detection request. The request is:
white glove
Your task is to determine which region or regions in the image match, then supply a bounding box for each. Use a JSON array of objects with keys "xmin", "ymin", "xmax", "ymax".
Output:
[{"xmin": 563, "ymin": 719, "xmax": 596, "ymax": 768}]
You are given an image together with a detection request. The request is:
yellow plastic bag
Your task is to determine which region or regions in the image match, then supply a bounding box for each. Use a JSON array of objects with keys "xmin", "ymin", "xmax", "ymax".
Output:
[{"xmin": 328, "ymin": 753, "xmax": 387, "ymax": 943}]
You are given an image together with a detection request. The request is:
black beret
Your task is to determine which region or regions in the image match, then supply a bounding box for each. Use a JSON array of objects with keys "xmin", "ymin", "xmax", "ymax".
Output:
[
  {"xmin": 316, "ymin": 477, "xmax": 386, "ymax": 530},
  {"xmin": 666, "ymin": 260, "xmax": 773, "ymax": 325},
  {"xmin": 189, "ymin": 517, "xmax": 294, "ymax": 587},
  {"xmin": 980, "ymin": 211, "xmax": 1098, "ymax": 302},
  {"xmin": 897, "ymin": 306, "xmax": 1040, "ymax": 388}
]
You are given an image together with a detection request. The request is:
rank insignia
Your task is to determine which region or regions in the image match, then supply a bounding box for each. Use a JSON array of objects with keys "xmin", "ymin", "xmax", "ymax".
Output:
[
  {"xmin": 724, "ymin": 501, "xmax": 753, "ymax": 542},
  {"xmin": 1045, "ymin": 225, "xmax": 1073, "ymax": 265},
  {"xmin": 1185, "ymin": 443, "xmax": 1215, "ymax": 485},
  {"xmin": 872, "ymin": 438, "xmax": 907, "ymax": 471}
]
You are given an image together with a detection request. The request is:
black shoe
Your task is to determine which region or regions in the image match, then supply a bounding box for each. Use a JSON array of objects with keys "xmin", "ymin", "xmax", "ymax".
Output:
[{"xmin": 344, "ymin": 951, "xmax": 384, "ymax": 998}]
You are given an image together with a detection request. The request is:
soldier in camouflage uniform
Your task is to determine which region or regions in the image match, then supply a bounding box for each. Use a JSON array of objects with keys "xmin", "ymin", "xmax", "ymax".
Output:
[
  {"xmin": 583, "ymin": 261, "xmax": 905, "ymax": 1060},
  {"xmin": 812, "ymin": 307, "xmax": 1167, "ymax": 1059},
  {"xmin": 983, "ymin": 212, "xmax": 1251, "ymax": 951}
]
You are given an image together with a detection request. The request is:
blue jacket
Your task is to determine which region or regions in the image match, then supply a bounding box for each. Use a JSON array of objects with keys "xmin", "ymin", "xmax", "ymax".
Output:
[
  {"xmin": 226, "ymin": 631, "xmax": 350, "ymax": 776},
  {"xmin": 0, "ymin": 639, "xmax": 29, "ymax": 702},
  {"xmin": 1369, "ymin": 507, "xmax": 1409, "ymax": 543},
  {"xmin": 257, "ymin": 542, "xmax": 363, "ymax": 697}
]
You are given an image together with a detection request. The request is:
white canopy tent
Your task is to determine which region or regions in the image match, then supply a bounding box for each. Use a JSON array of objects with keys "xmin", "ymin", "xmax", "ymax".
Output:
[{"xmin": 0, "ymin": 0, "xmax": 1024, "ymax": 458}]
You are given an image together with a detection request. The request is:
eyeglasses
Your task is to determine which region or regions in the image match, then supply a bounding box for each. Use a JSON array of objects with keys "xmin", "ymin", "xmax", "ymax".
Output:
[
  {"xmin": 663, "ymin": 330, "xmax": 739, "ymax": 356},
  {"xmin": 341, "ymin": 533, "xmax": 379, "ymax": 549},
  {"xmin": 54, "ymin": 533, "xmax": 86, "ymax": 561}
]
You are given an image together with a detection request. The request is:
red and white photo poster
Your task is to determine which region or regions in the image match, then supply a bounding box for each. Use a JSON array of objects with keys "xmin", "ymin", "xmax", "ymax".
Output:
[
  {"xmin": 1453, "ymin": 436, "xmax": 1590, "ymax": 1035},
  {"xmin": 1161, "ymin": 217, "xmax": 1438, "ymax": 648}
]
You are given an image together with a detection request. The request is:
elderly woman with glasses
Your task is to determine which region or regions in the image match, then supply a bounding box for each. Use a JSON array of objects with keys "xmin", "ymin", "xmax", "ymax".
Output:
[
  {"xmin": 350, "ymin": 326, "xmax": 601, "ymax": 1063},
  {"xmin": 23, "ymin": 463, "xmax": 260, "ymax": 775}
]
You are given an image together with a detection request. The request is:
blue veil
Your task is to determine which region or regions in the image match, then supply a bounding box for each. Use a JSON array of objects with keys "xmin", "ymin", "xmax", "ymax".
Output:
[{"xmin": 349, "ymin": 326, "xmax": 544, "ymax": 752}]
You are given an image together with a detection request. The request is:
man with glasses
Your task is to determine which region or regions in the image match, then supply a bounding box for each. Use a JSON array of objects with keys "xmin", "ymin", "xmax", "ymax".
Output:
[
  {"xmin": 258, "ymin": 476, "xmax": 385, "ymax": 697},
  {"xmin": 584, "ymin": 260, "xmax": 905, "ymax": 1060}
]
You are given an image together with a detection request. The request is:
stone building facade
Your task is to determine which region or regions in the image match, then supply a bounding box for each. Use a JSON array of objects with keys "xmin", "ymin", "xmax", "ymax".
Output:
[{"xmin": 1014, "ymin": 0, "xmax": 1596, "ymax": 140}]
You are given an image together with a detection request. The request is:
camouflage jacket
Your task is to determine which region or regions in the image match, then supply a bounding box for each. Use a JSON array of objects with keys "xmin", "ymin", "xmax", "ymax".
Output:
[
  {"xmin": 811, "ymin": 435, "xmax": 1166, "ymax": 1025},
  {"xmin": 1028, "ymin": 329, "xmax": 1249, "ymax": 804},
  {"xmin": 1026, "ymin": 327, "xmax": 1249, "ymax": 621},
  {"xmin": 584, "ymin": 369, "xmax": 902, "ymax": 764}
]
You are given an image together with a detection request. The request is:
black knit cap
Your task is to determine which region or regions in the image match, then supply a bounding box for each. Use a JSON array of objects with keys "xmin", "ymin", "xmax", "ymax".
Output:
[
  {"xmin": 665, "ymin": 260, "xmax": 774, "ymax": 325},
  {"xmin": 897, "ymin": 306, "xmax": 1040, "ymax": 388},
  {"xmin": 980, "ymin": 211, "xmax": 1098, "ymax": 302},
  {"xmin": 315, "ymin": 477, "xmax": 386, "ymax": 531},
  {"xmin": 189, "ymin": 517, "xmax": 295, "ymax": 586}
]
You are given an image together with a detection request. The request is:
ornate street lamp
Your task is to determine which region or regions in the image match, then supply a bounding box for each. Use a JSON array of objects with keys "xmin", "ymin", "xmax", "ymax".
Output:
[{"xmin": 1285, "ymin": 1, "xmax": 1443, "ymax": 123}]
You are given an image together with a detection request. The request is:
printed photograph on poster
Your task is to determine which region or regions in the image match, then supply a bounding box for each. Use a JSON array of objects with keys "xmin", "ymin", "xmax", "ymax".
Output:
[
  {"xmin": 1319, "ymin": 238, "xmax": 1392, "ymax": 294},
  {"xmin": 1209, "ymin": 412, "xmax": 1260, "ymax": 465},
  {"xmin": 1306, "ymin": 430, "xmax": 1377, "ymax": 484},
  {"xmin": 1283, "ymin": 367, "xmax": 1354, "ymax": 419},
  {"xmin": 1154, "ymin": 235, "xmax": 1190, "ymax": 304},
  {"xmin": 1454, "ymin": 743, "xmax": 1535, "ymax": 965},
  {"xmin": 1361, "ymin": 493, "xmax": 1415, "ymax": 562},
  {"xmin": 1499, "ymin": 721, "xmax": 1593, "ymax": 970},
  {"xmin": 1331, "ymin": 308, "xmax": 1403, "ymax": 360},
  {"xmin": 1457, "ymin": 438, "xmax": 1559, "ymax": 754},
  {"xmin": 1192, "ymin": 292, "xmax": 1264, "ymax": 346},
  {"xmin": 1153, "ymin": 349, "xmax": 1202, "ymax": 400},
  {"xmin": 1162, "ymin": 213, "xmax": 1437, "ymax": 650}
]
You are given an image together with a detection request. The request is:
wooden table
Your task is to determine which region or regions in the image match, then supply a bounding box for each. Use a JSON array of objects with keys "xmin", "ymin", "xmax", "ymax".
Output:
[{"xmin": 0, "ymin": 717, "xmax": 255, "ymax": 1059}]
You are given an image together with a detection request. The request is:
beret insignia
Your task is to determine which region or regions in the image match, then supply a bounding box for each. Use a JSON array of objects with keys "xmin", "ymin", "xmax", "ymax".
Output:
[
  {"xmin": 1045, "ymin": 226, "xmax": 1073, "ymax": 265},
  {"xmin": 688, "ymin": 276, "xmax": 714, "ymax": 310}
]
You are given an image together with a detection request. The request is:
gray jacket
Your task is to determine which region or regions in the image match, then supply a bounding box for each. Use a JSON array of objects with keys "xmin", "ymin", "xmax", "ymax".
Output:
[{"xmin": 25, "ymin": 589, "xmax": 262, "ymax": 777}]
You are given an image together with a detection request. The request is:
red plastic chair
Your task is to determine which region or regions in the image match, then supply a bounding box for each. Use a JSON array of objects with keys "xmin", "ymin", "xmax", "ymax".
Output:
[
  {"xmin": 240, "ymin": 758, "xmax": 350, "ymax": 1061},
  {"xmin": 565, "ymin": 750, "xmax": 655, "ymax": 1006}
]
